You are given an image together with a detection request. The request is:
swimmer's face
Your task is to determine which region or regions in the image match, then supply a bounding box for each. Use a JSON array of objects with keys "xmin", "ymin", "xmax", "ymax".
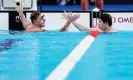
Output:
[
  {"xmin": 98, "ymin": 19, "xmax": 107, "ymax": 31},
  {"xmin": 36, "ymin": 14, "xmax": 46, "ymax": 27}
]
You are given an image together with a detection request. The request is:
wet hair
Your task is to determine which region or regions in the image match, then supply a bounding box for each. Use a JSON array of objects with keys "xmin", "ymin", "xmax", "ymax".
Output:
[
  {"xmin": 30, "ymin": 11, "xmax": 41, "ymax": 23},
  {"xmin": 99, "ymin": 13, "xmax": 112, "ymax": 26}
]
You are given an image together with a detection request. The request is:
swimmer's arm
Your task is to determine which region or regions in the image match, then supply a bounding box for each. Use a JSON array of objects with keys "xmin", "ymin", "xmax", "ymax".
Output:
[
  {"xmin": 18, "ymin": 11, "xmax": 32, "ymax": 29},
  {"xmin": 72, "ymin": 21, "xmax": 102, "ymax": 32},
  {"xmin": 60, "ymin": 20, "xmax": 71, "ymax": 32},
  {"xmin": 72, "ymin": 21, "xmax": 90, "ymax": 31},
  {"xmin": 61, "ymin": 12, "xmax": 80, "ymax": 31},
  {"xmin": 16, "ymin": 5, "xmax": 32, "ymax": 29}
]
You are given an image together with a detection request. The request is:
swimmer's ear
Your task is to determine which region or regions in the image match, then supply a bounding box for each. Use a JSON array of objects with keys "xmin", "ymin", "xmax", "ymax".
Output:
[
  {"xmin": 105, "ymin": 22, "xmax": 108, "ymax": 25},
  {"xmin": 33, "ymin": 20, "xmax": 37, "ymax": 24}
]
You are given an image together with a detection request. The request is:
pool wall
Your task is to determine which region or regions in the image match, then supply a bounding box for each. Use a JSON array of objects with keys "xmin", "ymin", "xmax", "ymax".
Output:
[{"xmin": 0, "ymin": 11, "xmax": 133, "ymax": 31}]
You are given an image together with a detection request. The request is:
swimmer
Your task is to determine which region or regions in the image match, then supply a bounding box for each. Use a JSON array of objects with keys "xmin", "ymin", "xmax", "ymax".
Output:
[
  {"xmin": 81, "ymin": 0, "xmax": 104, "ymax": 11},
  {"xmin": 62, "ymin": 13, "xmax": 116, "ymax": 32},
  {"xmin": 16, "ymin": 5, "xmax": 80, "ymax": 32}
]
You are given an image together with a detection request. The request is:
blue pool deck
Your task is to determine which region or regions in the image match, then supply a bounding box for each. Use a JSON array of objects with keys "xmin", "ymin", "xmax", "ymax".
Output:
[{"xmin": 37, "ymin": 5, "xmax": 133, "ymax": 11}]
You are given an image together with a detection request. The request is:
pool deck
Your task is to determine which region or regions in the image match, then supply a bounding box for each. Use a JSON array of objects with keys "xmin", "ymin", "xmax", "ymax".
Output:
[{"xmin": 37, "ymin": 5, "xmax": 133, "ymax": 11}]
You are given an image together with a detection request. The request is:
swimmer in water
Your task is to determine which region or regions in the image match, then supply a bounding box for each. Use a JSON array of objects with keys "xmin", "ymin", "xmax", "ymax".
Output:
[
  {"xmin": 16, "ymin": 5, "xmax": 80, "ymax": 32},
  {"xmin": 62, "ymin": 13, "xmax": 116, "ymax": 32}
]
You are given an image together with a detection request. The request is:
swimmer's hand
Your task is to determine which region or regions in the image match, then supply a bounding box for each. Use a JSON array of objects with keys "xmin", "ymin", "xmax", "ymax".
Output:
[
  {"xmin": 15, "ymin": 5, "xmax": 23, "ymax": 12},
  {"xmin": 62, "ymin": 11, "xmax": 80, "ymax": 22},
  {"xmin": 15, "ymin": 4, "xmax": 31, "ymax": 29}
]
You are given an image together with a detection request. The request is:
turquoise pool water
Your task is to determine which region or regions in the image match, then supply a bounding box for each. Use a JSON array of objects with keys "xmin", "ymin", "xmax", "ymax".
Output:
[{"xmin": 0, "ymin": 31, "xmax": 133, "ymax": 80}]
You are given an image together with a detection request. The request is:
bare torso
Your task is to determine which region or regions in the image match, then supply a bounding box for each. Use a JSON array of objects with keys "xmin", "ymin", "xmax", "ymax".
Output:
[{"xmin": 26, "ymin": 25, "xmax": 45, "ymax": 32}]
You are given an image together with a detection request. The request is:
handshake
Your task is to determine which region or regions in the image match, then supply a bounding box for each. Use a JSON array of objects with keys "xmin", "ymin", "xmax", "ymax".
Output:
[
  {"xmin": 62, "ymin": 11, "xmax": 102, "ymax": 32},
  {"xmin": 62, "ymin": 11, "xmax": 80, "ymax": 22}
]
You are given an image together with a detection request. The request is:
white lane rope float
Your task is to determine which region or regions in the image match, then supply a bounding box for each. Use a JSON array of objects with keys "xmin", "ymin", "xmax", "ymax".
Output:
[{"xmin": 45, "ymin": 31, "xmax": 99, "ymax": 80}]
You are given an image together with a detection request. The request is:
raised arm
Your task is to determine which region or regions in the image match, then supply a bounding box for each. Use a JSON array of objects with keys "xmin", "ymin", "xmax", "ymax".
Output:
[
  {"xmin": 16, "ymin": 5, "xmax": 32, "ymax": 29},
  {"xmin": 62, "ymin": 12, "xmax": 89, "ymax": 31},
  {"xmin": 60, "ymin": 20, "xmax": 71, "ymax": 32},
  {"xmin": 72, "ymin": 21, "xmax": 102, "ymax": 32},
  {"xmin": 60, "ymin": 13, "xmax": 80, "ymax": 32},
  {"xmin": 62, "ymin": 12, "xmax": 101, "ymax": 32},
  {"xmin": 72, "ymin": 21, "xmax": 90, "ymax": 31}
]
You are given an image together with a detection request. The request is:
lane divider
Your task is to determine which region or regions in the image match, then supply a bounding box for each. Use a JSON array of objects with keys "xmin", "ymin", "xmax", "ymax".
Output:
[{"xmin": 46, "ymin": 31, "xmax": 99, "ymax": 80}]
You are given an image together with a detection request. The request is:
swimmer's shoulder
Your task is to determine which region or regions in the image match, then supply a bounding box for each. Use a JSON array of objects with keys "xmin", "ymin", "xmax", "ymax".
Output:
[
  {"xmin": 25, "ymin": 24, "xmax": 34, "ymax": 30},
  {"xmin": 111, "ymin": 28, "xmax": 118, "ymax": 32}
]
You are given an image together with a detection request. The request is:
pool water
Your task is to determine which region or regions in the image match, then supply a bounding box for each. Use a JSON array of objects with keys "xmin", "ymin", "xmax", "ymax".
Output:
[{"xmin": 0, "ymin": 31, "xmax": 133, "ymax": 80}]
